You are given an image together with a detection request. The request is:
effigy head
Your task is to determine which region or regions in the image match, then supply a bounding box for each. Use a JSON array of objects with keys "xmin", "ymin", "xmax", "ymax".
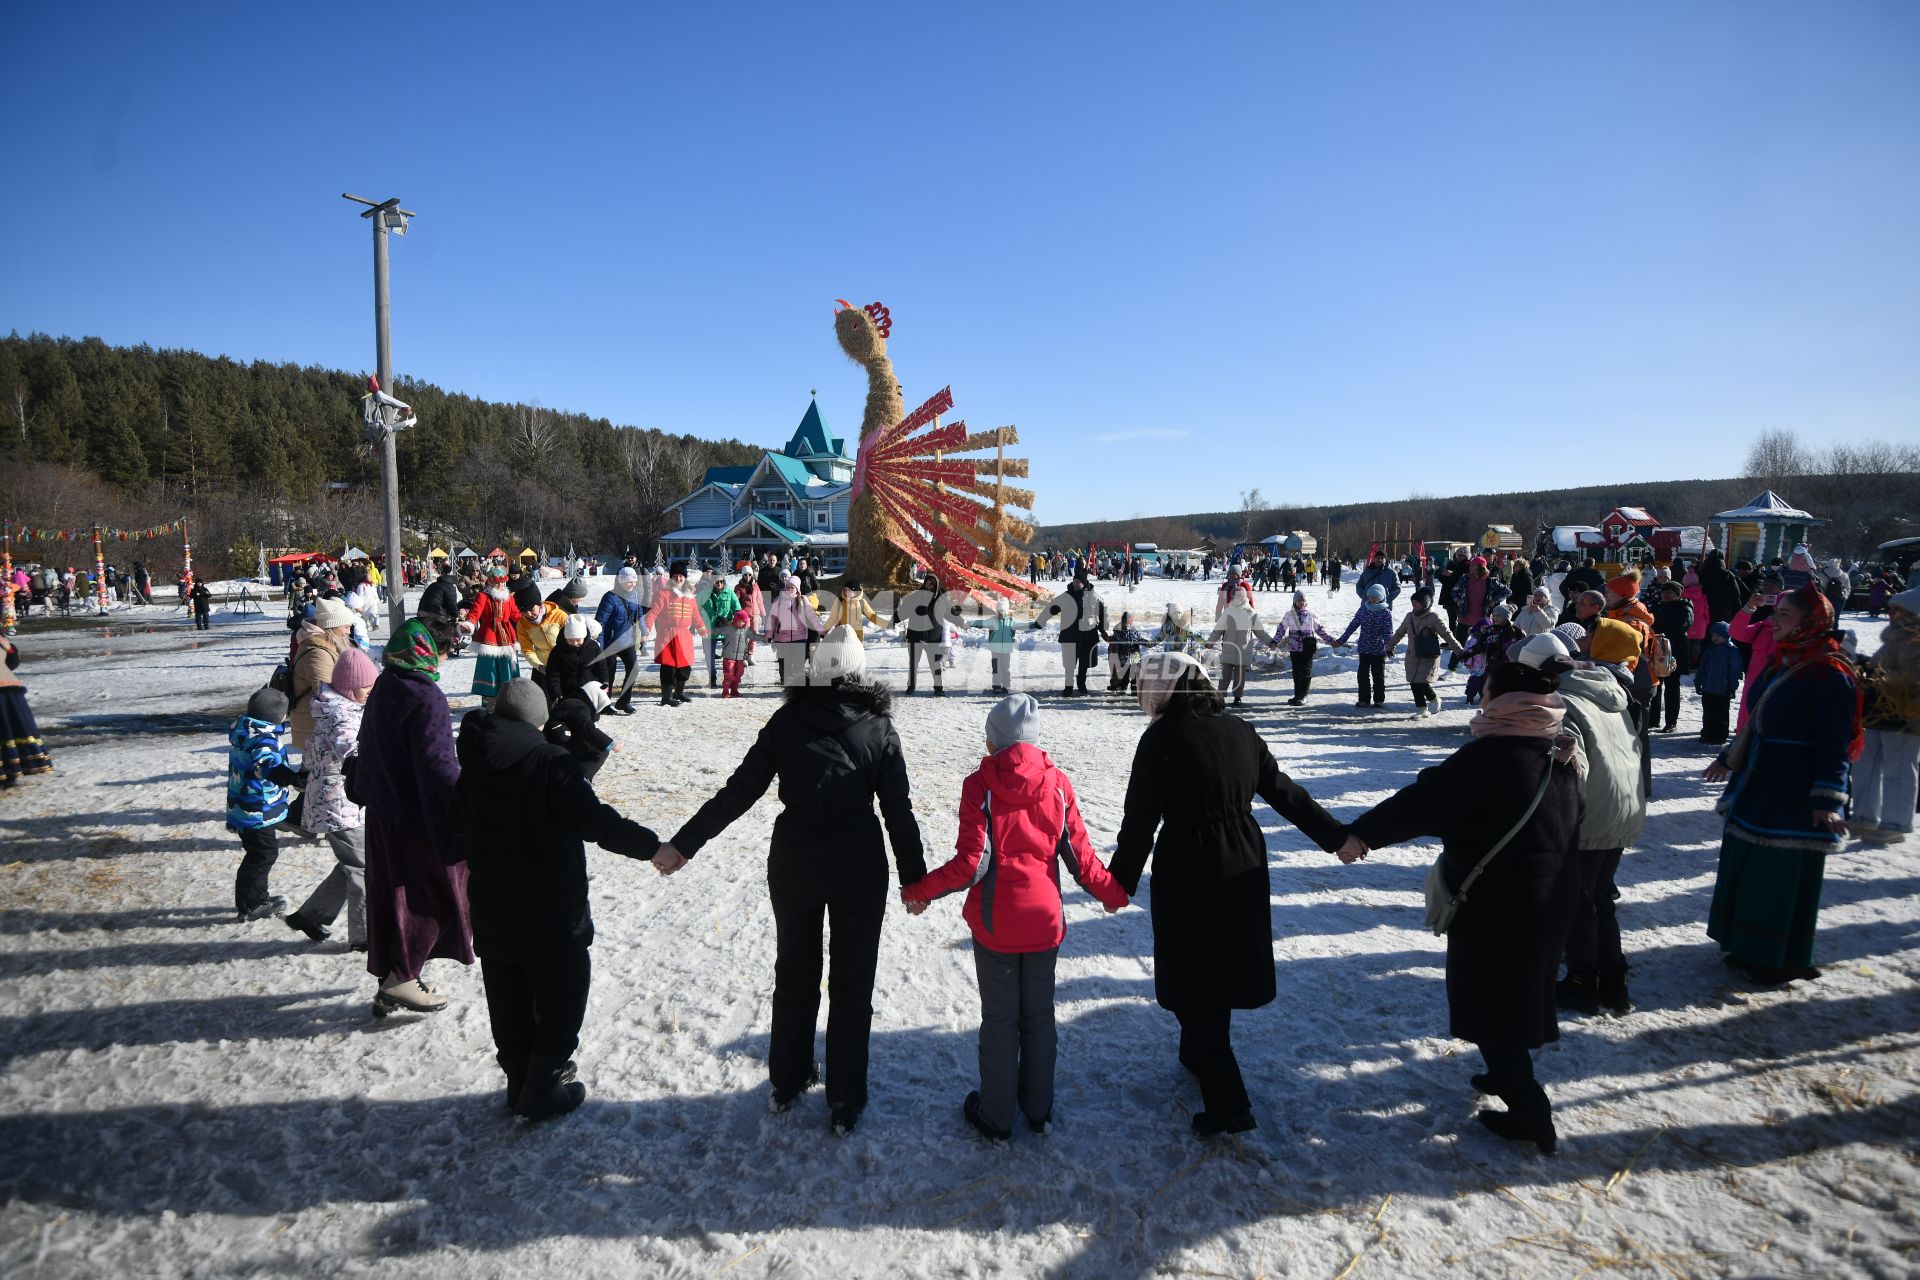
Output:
[{"xmin": 834, "ymin": 301, "xmax": 888, "ymax": 365}]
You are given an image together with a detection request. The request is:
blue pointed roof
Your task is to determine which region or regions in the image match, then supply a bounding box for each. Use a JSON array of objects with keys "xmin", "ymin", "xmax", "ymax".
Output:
[{"xmin": 785, "ymin": 399, "xmax": 850, "ymax": 460}]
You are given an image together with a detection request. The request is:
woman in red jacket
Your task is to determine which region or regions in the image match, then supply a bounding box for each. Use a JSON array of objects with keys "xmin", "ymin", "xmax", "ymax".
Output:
[
  {"xmin": 463, "ymin": 565, "xmax": 523, "ymax": 711},
  {"xmin": 902, "ymin": 693, "xmax": 1128, "ymax": 1140},
  {"xmin": 646, "ymin": 560, "xmax": 708, "ymax": 707}
]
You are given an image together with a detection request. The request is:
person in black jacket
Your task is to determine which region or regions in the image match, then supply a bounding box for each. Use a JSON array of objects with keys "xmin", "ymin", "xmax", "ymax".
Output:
[
  {"xmin": 653, "ymin": 627, "xmax": 927, "ymax": 1133},
  {"xmin": 893, "ymin": 570, "xmax": 958, "ymax": 696},
  {"xmin": 1033, "ymin": 572, "xmax": 1110, "ymax": 695},
  {"xmin": 1109, "ymin": 651, "xmax": 1349, "ymax": 1136},
  {"xmin": 1651, "ymin": 581, "xmax": 1695, "ymax": 732},
  {"xmin": 1693, "ymin": 550, "xmax": 1742, "ymax": 628},
  {"xmin": 1343, "ymin": 659, "xmax": 1587, "ymax": 1154},
  {"xmin": 545, "ymin": 617, "xmax": 603, "ymax": 707},
  {"xmin": 453, "ymin": 679, "xmax": 663, "ymax": 1121}
]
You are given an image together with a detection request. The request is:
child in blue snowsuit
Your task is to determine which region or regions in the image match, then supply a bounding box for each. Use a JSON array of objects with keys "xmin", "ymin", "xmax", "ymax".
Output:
[
  {"xmin": 1335, "ymin": 584, "xmax": 1397, "ymax": 706},
  {"xmin": 226, "ymin": 686, "xmax": 303, "ymax": 921},
  {"xmin": 1693, "ymin": 620, "xmax": 1744, "ymax": 746}
]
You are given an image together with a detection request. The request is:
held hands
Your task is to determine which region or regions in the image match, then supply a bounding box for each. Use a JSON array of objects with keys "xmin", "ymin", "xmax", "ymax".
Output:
[
  {"xmin": 899, "ymin": 889, "xmax": 929, "ymax": 915},
  {"xmin": 1336, "ymin": 834, "xmax": 1369, "ymax": 864},
  {"xmin": 651, "ymin": 844, "xmax": 687, "ymax": 876},
  {"xmin": 1702, "ymin": 761, "xmax": 1731, "ymax": 783}
]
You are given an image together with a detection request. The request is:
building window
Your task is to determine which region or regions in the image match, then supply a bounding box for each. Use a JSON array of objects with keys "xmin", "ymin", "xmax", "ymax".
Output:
[{"xmin": 814, "ymin": 509, "xmax": 829, "ymax": 526}]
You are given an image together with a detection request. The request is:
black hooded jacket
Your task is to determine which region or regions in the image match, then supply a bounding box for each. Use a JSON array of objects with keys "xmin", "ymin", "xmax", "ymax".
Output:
[
  {"xmin": 419, "ymin": 575, "xmax": 462, "ymax": 621},
  {"xmin": 454, "ymin": 711, "xmax": 659, "ymax": 957},
  {"xmin": 670, "ymin": 680, "xmax": 926, "ymax": 882}
]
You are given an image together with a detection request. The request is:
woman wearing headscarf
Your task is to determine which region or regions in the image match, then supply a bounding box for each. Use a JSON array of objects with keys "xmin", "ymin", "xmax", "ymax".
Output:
[
  {"xmin": 356, "ymin": 619, "xmax": 472, "ymax": 1015},
  {"xmin": 1704, "ymin": 584, "xmax": 1863, "ymax": 984},
  {"xmin": 1343, "ymin": 652, "xmax": 1587, "ymax": 1154},
  {"xmin": 652, "ymin": 628, "xmax": 925, "ymax": 1133},
  {"xmin": 463, "ymin": 565, "xmax": 522, "ymax": 712},
  {"xmin": 1109, "ymin": 651, "xmax": 1350, "ymax": 1136},
  {"xmin": 646, "ymin": 560, "xmax": 708, "ymax": 707}
]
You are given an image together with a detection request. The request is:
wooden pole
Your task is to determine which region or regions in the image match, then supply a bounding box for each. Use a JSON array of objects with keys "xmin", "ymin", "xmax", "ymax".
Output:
[
  {"xmin": 93, "ymin": 523, "xmax": 109, "ymax": 615},
  {"xmin": 1, "ymin": 519, "xmax": 15, "ymax": 635},
  {"xmin": 181, "ymin": 517, "xmax": 194, "ymax": 594}
]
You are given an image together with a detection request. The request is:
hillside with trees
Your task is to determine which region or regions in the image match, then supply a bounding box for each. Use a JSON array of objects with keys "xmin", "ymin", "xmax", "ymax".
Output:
[
  {"xmin": 1042, "ymin": 431, "xmax": 1920, "ymax": 562},
  {"xmin": 0, "ymin": 332, "xmax": 763, "ymax": 577}
]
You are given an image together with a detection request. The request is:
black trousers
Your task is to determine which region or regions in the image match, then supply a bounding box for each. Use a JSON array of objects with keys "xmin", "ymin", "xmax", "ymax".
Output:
[
  {"xmin": 1175, "ymin": 1005, "xmax": 1250, "ymax": 1117},
  {"xmin": 906, "ymin": 640, "xmax": 944, "ymax": 691},
  {"xmin": 1660, "ymin": 672, "xmax": 1683, "ymax": 729},
  {"xmin": 1072, "ymin": 643, "xmax": 1097, "ymax": 691},
  {"xmin": 1443, "ymin": 608, "xmax": 1463, "ymax": 668},
  {"xmin": 1478, "ymin": 1044, "xmax": 1539, "ymax": 1104},
  {"xmin": 605, "ymin": 647, "xmax": 638, "ymax": 706},
  {"xmin": 194, "ymin": 611, "xmax": 211, "ymax": 630},
  {"xmin": 660, "ymin": 664, "xmax": 690, "ymax": 703},
  {"xmin": 766, "ymin": 846, "xmax": 888, "ymax": 1110},
  {"xmin": 482, "ymin": 948, "xmax": 592, "ymax": 1069},
  {"xmin": 1410, "ymin": 680, "xmax": 1436, "ymax": 706},
  {"xmin": 235, "ymin": 826, "xmax": 279, "ymax": 911},
  {"xmin": 1563, "ymin": 846, "xmax": 1625, "ymax": 979},
  {"xmin": 1701, "ymin": 693, "xmax": 1731, "ymax": 744},
  {"xmin": 1357, "ymin": 654, "xmax": 1385, "ymax": 703},
  {"xmin": 1289, "ymin": 650, "xmax": 1313, "ymax": 699}
]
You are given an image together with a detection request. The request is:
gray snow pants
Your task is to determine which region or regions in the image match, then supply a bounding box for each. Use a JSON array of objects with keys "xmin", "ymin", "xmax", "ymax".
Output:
[
  {"xmin": 296, "ymin": 826, "xmax": 368, "ymax": 946},
  {"xmin": 973, "ymin": 944, "xmax": 1059, "ymax": 1132}
]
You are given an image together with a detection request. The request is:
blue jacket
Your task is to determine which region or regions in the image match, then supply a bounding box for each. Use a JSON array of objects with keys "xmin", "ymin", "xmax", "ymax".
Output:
[
  {"xmin": 595, "ymin": 589, "xmax": 644, "ymax": 651},
  {"xmin": 1337, "ymin": 602, "xmax": 1397, "ymax": 656},
  {"xmin": 1718, "ymin": 660, "xmax": 1857, "ymax": 850},
  {"xmin": 1355, "ymin": 563, "xmax": 1401, "ymax": 605},
  {"xmin": 966, "ymin": 615, "xmax": 1020, "ymax": 653},
  {"xmin": 226, "ymin": 716, "xmax": 299, "ymax": 832},
  {"xmin": 1694, "ymin": 642, "xmax": 1745, "ymax": 698}
]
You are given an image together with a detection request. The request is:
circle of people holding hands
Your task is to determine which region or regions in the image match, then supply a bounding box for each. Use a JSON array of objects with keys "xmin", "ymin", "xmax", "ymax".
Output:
[{"xmin": 202, "ymin": 542, "xmax": 1917, "ymax": 1158}]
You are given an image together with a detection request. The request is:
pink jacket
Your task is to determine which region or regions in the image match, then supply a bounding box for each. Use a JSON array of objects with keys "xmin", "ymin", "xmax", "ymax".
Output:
[
  {"xmin": 1729, "ymin": 607, "xmax": 1778, "ymax": 728},
  {"xmin": 902, "ymin": 744, "xmax": 1127, "ymax": 952},
  {"xmin": 1682, "ymin": 579, "xmax": 1710, "ymax": 641}
]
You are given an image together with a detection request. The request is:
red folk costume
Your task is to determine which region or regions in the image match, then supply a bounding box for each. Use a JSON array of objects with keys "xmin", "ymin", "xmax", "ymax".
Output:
[{"xmin": 647, "ymin": 584, "xmax": 707, "ymax": 669}]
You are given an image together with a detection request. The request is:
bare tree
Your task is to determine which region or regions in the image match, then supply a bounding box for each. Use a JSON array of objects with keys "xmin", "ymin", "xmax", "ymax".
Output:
[
  {"xmin": 8, "ymin": 381, "xmax": 29, "ymax": 443},
  {"xmin": 511, "ymin": 404, "xmax": 561, "ymax": 470},
  {"xmin": 1239, "ymin": 487, "xmax": 1265, "ymax": 543},
  {"xmin": 1744, "ymin": 429, "xmax": 1807, "ymax": 481}
]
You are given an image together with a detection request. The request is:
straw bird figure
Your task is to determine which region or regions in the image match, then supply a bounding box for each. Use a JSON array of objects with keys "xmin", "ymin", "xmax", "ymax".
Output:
[{"xmin": 833, "ymin": 301, "xmax": 1041, "ymax": 599}]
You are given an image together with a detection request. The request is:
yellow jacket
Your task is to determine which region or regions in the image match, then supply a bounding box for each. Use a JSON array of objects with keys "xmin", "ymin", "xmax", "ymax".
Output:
[
  {"xmin": 515, "ymin": 601, "xmax": 568, "ymax": 670},
  {"xmin": 822, "ymin": 592, "xmax": 884, "ymax": 640}
]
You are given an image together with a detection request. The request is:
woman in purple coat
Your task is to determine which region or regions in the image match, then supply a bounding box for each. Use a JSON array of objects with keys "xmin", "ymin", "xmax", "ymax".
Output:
[{"xmin": 357, "ymin": 618, "xmax": 473, "ymax": 1015}]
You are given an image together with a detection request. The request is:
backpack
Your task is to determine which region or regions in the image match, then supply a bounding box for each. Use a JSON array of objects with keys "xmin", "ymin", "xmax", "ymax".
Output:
[
  {"xmin": 1647, "ymin": 633, "xmax": 1677, "ymax": 679},
  {"xmin": 268, "ymin": 662, "xmax": 293, "ymax": 696}
]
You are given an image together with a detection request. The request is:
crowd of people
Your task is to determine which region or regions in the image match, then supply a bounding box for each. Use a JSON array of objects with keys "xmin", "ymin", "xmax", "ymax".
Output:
[
  {"xmin": 4, "ymin": 531, "xmax": 1913, "ymax": 1156},
  {"xmin": 177, "ymin": 536, "xmax": 1919, "ymax": 1157}
]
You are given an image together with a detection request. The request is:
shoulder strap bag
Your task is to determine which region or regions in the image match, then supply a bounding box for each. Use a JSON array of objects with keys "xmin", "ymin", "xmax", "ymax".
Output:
[{"xmin": 1425, "ymin": 748, "xmax": 1555, "ymax": 936}]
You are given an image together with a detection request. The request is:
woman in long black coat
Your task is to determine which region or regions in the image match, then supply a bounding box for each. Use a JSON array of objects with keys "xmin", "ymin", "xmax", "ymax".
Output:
[
  {"xmin": 1345, "ymin": 658, "xmax": 1586, "ymax": 1153},
  {"xmin": 1109, "ymin": 651, "xmax": 1349, "ymax": 1136},
  {"xmin": 654, "ymin": 629, "xmax": 926, "ymax": 1134}
]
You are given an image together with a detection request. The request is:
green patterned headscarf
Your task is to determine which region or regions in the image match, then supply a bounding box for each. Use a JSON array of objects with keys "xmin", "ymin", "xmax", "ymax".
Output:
[{"xmin": 383, "ymin": 618, "xmax": 441, "ymax": 680}]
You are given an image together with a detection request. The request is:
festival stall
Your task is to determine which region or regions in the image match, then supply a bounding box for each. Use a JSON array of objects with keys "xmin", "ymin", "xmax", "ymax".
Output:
[{"xmin": 1711, "ymin": 491, "xmax": 1826, "ymax": 566}]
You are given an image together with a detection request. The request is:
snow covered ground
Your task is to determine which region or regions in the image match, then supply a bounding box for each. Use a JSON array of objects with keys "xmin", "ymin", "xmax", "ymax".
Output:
[{"xmin": 2, "ymin": 574, "xmax": 1916, "ymax": 1278}]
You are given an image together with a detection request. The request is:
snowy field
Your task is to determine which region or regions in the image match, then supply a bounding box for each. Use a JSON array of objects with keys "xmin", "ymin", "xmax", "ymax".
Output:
[{"xmin": 2, "ymin": 573, "xmax": 1916, "ymax": 1279}]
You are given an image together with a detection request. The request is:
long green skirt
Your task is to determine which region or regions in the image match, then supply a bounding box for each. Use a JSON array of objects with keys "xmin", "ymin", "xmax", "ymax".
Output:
[{"xmin": 1707, "ymin": 831, "xmax": 1827, "ymax": 971}]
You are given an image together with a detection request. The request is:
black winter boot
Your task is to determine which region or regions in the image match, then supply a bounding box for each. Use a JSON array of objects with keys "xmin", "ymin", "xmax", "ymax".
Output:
[
  {"xmin": 1556, "ymin": 972, "xmax": 1601, "ymax": 1016},
  {"xmin": 516, "ymin": 1053, "xmax": 587, "ymax": 1121},
  {"xmin": 1598, "ymin": 968, "xmax": 1635, "ymax": 1015},
  {"xmin": 963, "ymin": 1090, "xmax": 1011, "ymax": 1142},
  {"xmin": 1477, "ymin": 1082, "xmax": 1557, "ymax": 1154}
]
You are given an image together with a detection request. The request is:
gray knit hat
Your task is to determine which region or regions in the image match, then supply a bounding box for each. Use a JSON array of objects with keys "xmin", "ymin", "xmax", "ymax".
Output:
[
  {"xmin": 246, "ymin": 686, "xmax": 289, "ymax": 724},
  {"xmin": 564, "ymin": 577, "xmax": 588, "ymax": 599},
  {"xmin": 495, "ymin": 678, "xmax": 548, "ymax": 726},
  {"xmin": 985, "ymin": 693, "xmax": 1041, "ymax": 753}
]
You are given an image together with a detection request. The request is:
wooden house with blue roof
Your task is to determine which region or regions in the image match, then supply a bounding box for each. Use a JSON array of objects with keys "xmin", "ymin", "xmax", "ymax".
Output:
[{"xmin": 659, "ymin": 399, "xmax": 856, "ymax": 570}]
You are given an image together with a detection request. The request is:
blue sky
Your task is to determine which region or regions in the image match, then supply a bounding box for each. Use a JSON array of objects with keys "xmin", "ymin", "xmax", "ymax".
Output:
[{"xmin": 4, "ymin": 2, "xmax": 1916, "ymax": 524}]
